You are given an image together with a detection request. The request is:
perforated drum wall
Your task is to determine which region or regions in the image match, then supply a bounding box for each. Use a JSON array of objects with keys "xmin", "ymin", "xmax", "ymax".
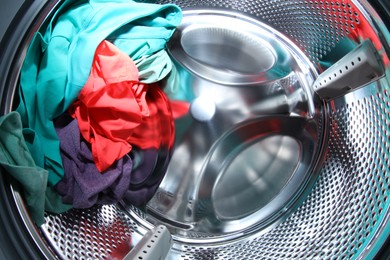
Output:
[
  {"xmin": 147, "ymin": 0, "xmax": 366, "ymax": 64},
  {"xmin": 169, "ymin": 85, "xmax": 390, "ymax": 259},
  {"xmin": 3, "ymin": 0, "xmax": 389, "ymax": 259},
  {"xmin": 40, "ymin": 82, "xmax": 390, "ymax": 260}
]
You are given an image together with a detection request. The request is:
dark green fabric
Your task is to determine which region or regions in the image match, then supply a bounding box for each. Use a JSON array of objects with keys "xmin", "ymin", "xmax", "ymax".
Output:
[
  {"xmin": 0, "ymin": 112, "xmax": 71, "ymax": 225},
  {"xmin": 23, "ymin": 128, "xmax": 72, "ymax": 215}
]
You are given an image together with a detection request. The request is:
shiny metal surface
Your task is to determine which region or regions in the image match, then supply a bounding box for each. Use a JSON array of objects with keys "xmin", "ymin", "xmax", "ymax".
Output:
[
  {"xmin": 1, "ymin": 0, "xmax": 388, "ymax": 259},
  {"xmin": 166, "ymin": 11, "xmax": 314, "ymax": 87},
  {"xmin": 314, "ymin": 40, "xmax": 385, "ymax": 99},
  {"xmin": 124, "ymin": 225, "xmax": 172, "ymax": 259},
  {"xmin": 146, "ymin": 116, "xmax": 320, "ymax": 238},
  {"xmin": 41, "ymin": 204, "xmax": 146, "ymax": 259},
  {"xmin": 180, "ymin": 26, "xmax": 276, "ymax": 74},
  {"xmin": 165, "ymin": 81, "xmax": 390, "ymax": 260},
  {"xmin": 134, "ymin": 10, "xmax": 324, "ymax": 241}
]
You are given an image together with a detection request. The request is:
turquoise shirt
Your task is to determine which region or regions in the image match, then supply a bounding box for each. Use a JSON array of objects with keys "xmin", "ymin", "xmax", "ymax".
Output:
[{"xmin": 16, "ymin": 0, "xmax": 182, "ymax": 186}]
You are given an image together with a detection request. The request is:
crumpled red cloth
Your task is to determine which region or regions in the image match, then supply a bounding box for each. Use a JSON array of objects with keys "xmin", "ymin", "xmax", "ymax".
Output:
[
  {"xmin": 69, "ymin": 40, "xmax": 183, "ymax": 172},
  {"xmin": 128, "ymin": 82, "xmax": 175, "ymax": 150},
  {"xmin": 169, "ymin": 99, "xmax": 190, "ymax": 119}
]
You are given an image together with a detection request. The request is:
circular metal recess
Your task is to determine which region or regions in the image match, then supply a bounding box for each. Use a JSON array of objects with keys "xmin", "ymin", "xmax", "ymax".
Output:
[
  {"xmin": 0, "ymin": 0, "xmax": 388, "ymax": 259},
  {"xmin": 131, "ymin": 9, "xmax": 324, "ymax": 243}
]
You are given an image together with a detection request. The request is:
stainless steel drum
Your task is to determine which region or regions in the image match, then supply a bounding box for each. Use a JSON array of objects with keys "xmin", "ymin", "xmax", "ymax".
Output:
[{"xmin": 0, "ymin": 0, "xmax": 389, "ymax": 259}]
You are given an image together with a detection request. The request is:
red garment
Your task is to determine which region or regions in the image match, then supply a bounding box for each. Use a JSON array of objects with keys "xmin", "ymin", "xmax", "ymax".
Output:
[
  {"xmin": 69, "ymin": 40, "xmax": 178, "ymax": 172},
  {"xmin": 129, "ymin": 83, "xmax": 175, "ymax": 150},
  {"xmin": 169, "ymin": 100, "xmax": 191, "ymax": 119}
]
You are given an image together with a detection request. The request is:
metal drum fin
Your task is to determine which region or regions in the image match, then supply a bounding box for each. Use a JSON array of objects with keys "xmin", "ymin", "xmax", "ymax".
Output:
[
  {"xmin": 124, "ymin": 225, "xmax": 172, "ymax": 260},
  {"xmin": 314, "ymin": 40, "xmax": 385, "ymax": 99}
]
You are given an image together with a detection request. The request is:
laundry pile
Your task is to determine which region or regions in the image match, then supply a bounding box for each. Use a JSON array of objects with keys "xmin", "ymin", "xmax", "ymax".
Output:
[{"xmin": 0, "ymin": 0, "xmax": 188, "ymax": 225}]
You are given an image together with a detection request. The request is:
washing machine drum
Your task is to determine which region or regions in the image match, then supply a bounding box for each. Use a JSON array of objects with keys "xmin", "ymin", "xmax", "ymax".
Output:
[{"xmin": 0, "ymin": 0, "xmax": 389, "ymax": 259}]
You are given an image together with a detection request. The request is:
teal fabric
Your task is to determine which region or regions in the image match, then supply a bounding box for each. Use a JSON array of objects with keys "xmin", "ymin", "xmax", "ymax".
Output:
[
  {"xmin": 135, "ymin": 49, "xmax": 172, "ymax": 83},
  {"xmin": 23, "ymin": 128, "xmax": 72, "ymax": 215},
  {"xmin": 163, "ymin": 63, "xmax": 196, "ymax": 102},
  {"xmin": 44, "ymin": 186, "xmax": 73, "ymax": 214},
  {"xmin": 16, "ymin": 0, "xmax": 182, "ymax": 186},
  {"xmin": 0, "ymin": 112, "xmax": 71, "ymax": 225}
]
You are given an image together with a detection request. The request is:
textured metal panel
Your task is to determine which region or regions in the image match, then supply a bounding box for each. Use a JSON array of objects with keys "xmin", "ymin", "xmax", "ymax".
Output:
[
  {"xmin": 35, "ymin": 0, "xmax": 390, "ymax": 259},
  {"xmin": 143, "ymin": 0, "xmax": 360, "ymax": 64},
  {"xmin": 41, "ymin": 205, "xmax": 145, "ymax": 260},
  {"xmin": 40, "ymin": 80, "xmax": 390, "ymax": 260},
  {"xmin": 167, "ymin": 85, "xmax": 390, "ymax": 259}
]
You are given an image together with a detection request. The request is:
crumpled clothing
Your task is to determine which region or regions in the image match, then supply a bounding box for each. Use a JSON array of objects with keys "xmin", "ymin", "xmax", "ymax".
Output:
[
  {"xmin": 135, "ymin": 49, "xmax": 172, "ymax": 84},
  {"xmin": 0, "ymin": 112, "xmax": 71, "ymax": 225},
  {"xmin": 70, "ymin": 40, "xmax": 178, "ymax": 172},
  {"xmin": 162, "ymin": 63, "xmax": 196, "ymax": 103},
  {"xmin": 22, "ymin": 128, "xmax": 73, "ymax": 214},
  {"xmin": 16, "ymin": 0, "xmax": 182, "ymax": 185},
  {"xmin": 54, "ymin": 113, "xmax": 133, "ymax": 208},
  {"xmin": 69, "ymin": 40, "xmax": 150, "ymax": 172},
  {"xmin": 128, "ymin": 82, "xmax": 176, "ymax": 150},
  {"xmin": 169, "ymin": 100, "xmax": 191, "ymax": 119},
  {"xmin": 54, "ymin": 113, "xmax": 169, "ymax": 207},
  {"xmin": 0, "ymin": 112, "xmax": 47, "ymax": 225}
]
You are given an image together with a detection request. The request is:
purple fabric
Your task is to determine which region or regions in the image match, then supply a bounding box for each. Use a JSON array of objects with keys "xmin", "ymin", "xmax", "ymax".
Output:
[
  {"xmin": 53, "ymin": 113, "xmax": 171, "ymax": 208},
  {"xmin": 54, "ymin": 114, "xmax": 132, "ymax": 208},
  {"xmin": 129, "ymin": 149, "xmax": 157, "ymax": 185}
]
